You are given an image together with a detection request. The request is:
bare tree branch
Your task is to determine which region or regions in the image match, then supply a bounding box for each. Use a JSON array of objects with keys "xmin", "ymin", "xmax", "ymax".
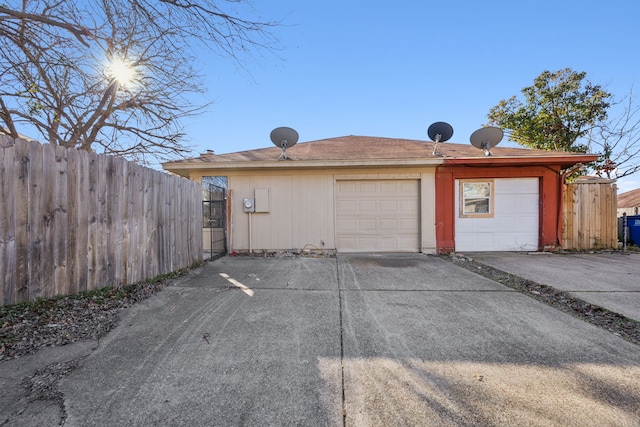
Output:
[
  {"xmin": 0, "ymin": 0, "xmax": 279, "ymax": 163},
  {"xmin": 0, "ymin": 96, "xmax": 20, "ymax": 138},
  {"xmin": 588, "ymin": 89, "xmax": 640, "ymax": 179},
  {"xmin": 0, "ymin": 5, "xmax": 92, "ymax": 46}
]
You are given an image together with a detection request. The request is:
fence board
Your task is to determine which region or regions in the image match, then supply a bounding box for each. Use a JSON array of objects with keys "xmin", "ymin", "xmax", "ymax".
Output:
[
  {"xmin": 126, "ymin": 163, "xmax": 141, "ymax": 284},
  {"xmin": 113, "ymin": 158, "xmax": 126, "ymax": 287},
  {"xmin": 590, "ymin": 184, "xmax": 599, "ymax": 242},
  {"xmin": 1, "ymin": 143, "xmax": 16, "ymax": 305},
  {"xmin": 178, "ymin": 179, "xmax": 185, "ymax": 267},
  {"xmin": 153, "ymin": 169, "xmax": 163, "ymax": 276},
  {"xmin": 65, "ymin": 148, "xmax": 77, "ymax": 296},
  {"xmin": 1, "ymin": 138, "xmax": 202, "ymax": 305},
  {"xmin": 141, "ymin": 167, "xmax": 151, "ymax": 278},
  {"xmin": 104, "ymin": 155, "xmax": 116, "ymax": 287},
  {"xmin": 154, "ymin": 173, "xmax": 161, "ymax": 274},
  {"xmin": 14, "ymin": 140, "xmax": 30, "ymax": 301},
  {"xmin": 0, "ymin": 135, "xmax": 14, "ymax": 148},
  {"xmin": 53, "ymin": 145, "xmax": 69, "ymax": 296},
  {"xmin": 41, "ymin": 144, "xmax": 56, "ymax": 299},
  {"xmin": 28, "ymin": 139, "xmax": 44, "ymax": 299},
  {"xmin": 97, "ymin": 151, "xmax": 109, "ymax": 286},
  {"xmin": 167, "ymin": 175, "xmax": 177, "ymax": 272},
  {"xmin": 75, "ymin": 148, "xmax": 89, "ymax": 294},
  {"xmin": 87, "ymin": 151, "xmax": 99, "ymax": 291}
]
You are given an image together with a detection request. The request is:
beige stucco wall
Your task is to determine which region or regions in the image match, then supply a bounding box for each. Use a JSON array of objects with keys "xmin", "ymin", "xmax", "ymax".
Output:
[
  {"xmin": 190, "ymin": 166, "xmax": 437, "ymax": 253},
  {"xmin": 231, "ymin": 172, "xmax": 335, "ymax": 251}
]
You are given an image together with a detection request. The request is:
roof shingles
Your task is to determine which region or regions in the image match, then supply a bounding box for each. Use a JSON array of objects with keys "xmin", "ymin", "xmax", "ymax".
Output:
[
  {"xmin": 177, "ymin": 135, "xmax": 593, "ymax": 163},
  {"xmin": 618, "ymin": 188, "xmax": 640, "ymax": 208}
]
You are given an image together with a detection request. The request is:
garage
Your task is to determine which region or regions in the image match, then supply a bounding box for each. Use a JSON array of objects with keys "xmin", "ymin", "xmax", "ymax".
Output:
[
  {"xmin": 336, "ymin": 180, "xmax": 420, "ymax": 252},
  {"xmin": 164, "ymin": 134, "xmax": 597, "ymax": 253},
  {"xmin": 454, "ymin": 178, "xmax": 539, "ymax": 251}
]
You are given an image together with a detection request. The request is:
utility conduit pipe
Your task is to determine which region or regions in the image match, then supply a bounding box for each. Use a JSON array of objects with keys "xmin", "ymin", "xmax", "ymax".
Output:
[{"xmin": 249, "ymin": 212, "xmax": 252, "ymax": 253}]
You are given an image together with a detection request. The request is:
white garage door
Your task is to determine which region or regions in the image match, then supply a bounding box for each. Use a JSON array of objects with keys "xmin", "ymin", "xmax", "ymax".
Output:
[
  {"xmin": 455, "ymin": 178, "xmax": 539, "ymax": 252},
  {"xmin": 336, "ymin": 180, "xmax": 419, "ymax": 252}
]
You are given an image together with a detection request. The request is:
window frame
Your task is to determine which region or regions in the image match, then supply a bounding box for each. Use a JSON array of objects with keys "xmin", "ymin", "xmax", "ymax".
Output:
[{"xmin": 459, "ymin": 179, "xmax": 494, "ymax": 218}]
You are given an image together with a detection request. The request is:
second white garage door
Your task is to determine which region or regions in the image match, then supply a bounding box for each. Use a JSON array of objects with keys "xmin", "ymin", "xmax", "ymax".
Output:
[
  {"xmin": 336, "ymin": 180, "xmax": 419, "ymax": 252},
  {"xmin": 455, "ymin": 178, "xmax": 539, "ymax": 251}
]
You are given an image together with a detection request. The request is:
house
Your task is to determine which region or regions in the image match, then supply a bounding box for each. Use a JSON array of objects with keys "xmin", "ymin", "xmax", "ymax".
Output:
[
  {"xmin": 162, "ymin": 135, "xmax": 597, "ymax": 253},
  {"xmin": 617, "ymin": 188, "xmax": 640, "ymax": 217}
]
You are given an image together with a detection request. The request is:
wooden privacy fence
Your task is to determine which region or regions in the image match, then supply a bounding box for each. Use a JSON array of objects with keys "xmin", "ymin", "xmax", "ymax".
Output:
[
  {"xmin": 0, "ymin": 136, "xmax": 202, "ymax": 305},
  {"xmin": 562, "ymin": 177, "xmax": 617, "ymax": 250}
]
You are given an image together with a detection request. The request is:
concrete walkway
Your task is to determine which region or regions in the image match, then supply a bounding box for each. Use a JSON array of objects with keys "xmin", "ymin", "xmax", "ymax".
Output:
[{"xmin": 2, "ymin": 253, "xmax": 640, "ymax": 426}]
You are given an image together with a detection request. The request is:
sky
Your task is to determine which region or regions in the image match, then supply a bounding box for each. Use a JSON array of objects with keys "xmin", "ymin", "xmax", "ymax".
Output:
[{"xmin": 180, "ymin": 0, "xmax": 640, "ymax": 192}]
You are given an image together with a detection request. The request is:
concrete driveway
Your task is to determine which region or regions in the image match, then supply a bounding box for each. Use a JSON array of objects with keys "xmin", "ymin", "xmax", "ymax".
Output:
[
  {"xmin": 4, "ymin": 253, "xmax": 640, "ymax": 426},
  {"xmin": 469, "ymin": 251, "xmax": 640, "ymax": 321}
]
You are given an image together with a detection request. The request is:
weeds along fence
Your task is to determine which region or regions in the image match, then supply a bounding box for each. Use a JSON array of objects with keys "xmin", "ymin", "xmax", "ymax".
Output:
[
  {"xmin": 562, "ymin": 177, "xmax": 618, "ymax": 250},
  {"xmin": 0, "ymin": 136, "xmax": 202, "ymax": 305}
]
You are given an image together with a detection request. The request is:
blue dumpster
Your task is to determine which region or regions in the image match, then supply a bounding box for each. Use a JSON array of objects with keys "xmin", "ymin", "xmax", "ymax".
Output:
[{"xmin": 627, "ymin": 215, "xmax": 640, "ymax": 246}]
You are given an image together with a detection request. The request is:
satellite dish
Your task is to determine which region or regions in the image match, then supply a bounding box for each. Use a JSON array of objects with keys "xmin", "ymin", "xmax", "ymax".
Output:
[
  {"xmin": 270, "ymin": 127, "xmax": 299, "ymax": 160},
  {"xmin": 470, "ymin": 127, "xmax": 503, "ymax": 156},
  {"xmin": 428, "ymin": 122, "xmax": 454, "ymax": 142},
  {"xmin": 427, "ymin": 122, "xmax": 453, "ymax": 156}
]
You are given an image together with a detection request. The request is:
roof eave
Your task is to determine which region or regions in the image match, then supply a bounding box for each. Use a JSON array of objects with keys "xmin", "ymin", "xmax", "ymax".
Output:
[
  {"xmin": 162, "ymin": 154, "xmax": 600, "ymax": 176},
  {"xmin": 441, "ymin": 154, "xmax": 598, "ymax": 168},
  {"xmin": 162, "ymin": 157, "xmax": 446, "ymax": 173}
]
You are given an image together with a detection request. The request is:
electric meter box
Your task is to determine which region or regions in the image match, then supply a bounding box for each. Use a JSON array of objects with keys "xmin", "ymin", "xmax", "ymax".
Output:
[{"xmin": 243, "ymin": 198, "xmax": 255, "ymax": 213}]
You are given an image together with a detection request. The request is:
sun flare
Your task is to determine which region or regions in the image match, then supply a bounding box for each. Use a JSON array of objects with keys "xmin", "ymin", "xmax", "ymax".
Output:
[{"xmin": 108, "ymin": 57, "xmax": 136, "ymax": 87}]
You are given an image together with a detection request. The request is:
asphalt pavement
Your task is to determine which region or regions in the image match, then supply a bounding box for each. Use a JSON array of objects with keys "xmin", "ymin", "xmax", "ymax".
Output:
[{"xmin": 1, "ymin": 253, "xmax": 639, "ymax": 426}]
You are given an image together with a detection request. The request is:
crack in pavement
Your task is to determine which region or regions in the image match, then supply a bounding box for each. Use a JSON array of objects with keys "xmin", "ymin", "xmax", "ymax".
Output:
[
  {"xmin": 2, "ymin": 357, "xmax": 85, "ymax": 426},
  {"xmin": 335, "ymin": 257, "xmax": 347, "ymax": 427}
]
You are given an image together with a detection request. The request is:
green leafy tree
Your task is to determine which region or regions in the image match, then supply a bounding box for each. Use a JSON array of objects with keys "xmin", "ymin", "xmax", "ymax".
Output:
[
  {"xmin": 0, "ymin": 1, "xmax": 279, "ymax": 163},
  {"xmin": 487, "ymin": 68, "xmax": 611, "ymax": 153}
]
